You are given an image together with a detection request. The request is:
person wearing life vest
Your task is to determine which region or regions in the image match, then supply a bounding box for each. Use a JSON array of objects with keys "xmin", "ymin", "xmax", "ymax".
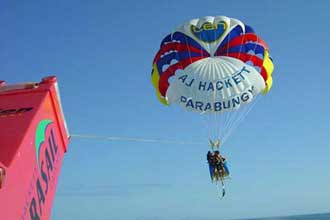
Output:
[{"xmin": 214, "ymin": 150, "xmax": 228, "ymax": 177}]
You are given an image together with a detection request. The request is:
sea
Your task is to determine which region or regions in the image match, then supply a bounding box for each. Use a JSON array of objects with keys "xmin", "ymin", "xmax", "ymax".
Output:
[{"xmin": 237, "ymin": 213, "xmax": 330, "ymax": 220}]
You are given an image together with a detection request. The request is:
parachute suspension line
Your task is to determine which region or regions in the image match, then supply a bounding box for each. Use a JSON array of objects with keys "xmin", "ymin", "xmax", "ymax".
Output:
[
  {"xmin": 204, "ymin": 116, "xmax": 217, "ymax": 149},
  {"xmin": 210, "ymin": 92, "xmax": 262, "ymax": 146},
  {"xmin": 203, "ymin": 114, "xmax": 210, "ymax": 142},
  {"xmin": 213, "ymin": 85, "xmax": 219, "ymax": 143},
  {"xmin": 213, "ymin": 99, "xmax": 242, "ymax": 146},
  {"xmin": 202, "ymin": 81, "xmax": 216, "ymax": 144},
  {"xmin": 216, "ymin": 112, "xmax": 222, "ymax": 143},
  {"xmin": 215, "ymin": 25, "xmax": 255, "ymax": 145},
  {"xmin": 219, "ymin": 25, "xmax": 241, "ymax": 143},
  {"xmin": 222, "ymin": 103, "xmax": 247, "ymax": 143},
  {"xmin": 222, "ymin": 94, "xmax": 262, "ymax": 143},
  {"xmin": 216, "ymin": 30, "xmax": 263, "ymax": 144},
  {"xmin": 214, "ymin": 85, "xmax": 223, "ymax": 145},
  {"xmin": 222, "ymin": 104, "xmax": 240, "ymax": 143},
  {"xmin": 228, "ymin": 95, "xmax": 261, "ymax": 139},
  {"xmin": 220, "ymin": 29, "xmax": 264, "ymax": 143},
  {"xmin": 204, "ymin": 86, "xmax": 263, "ymax": 145},
  {"xmin": 221, "ymin": 32, "xmax": 250, "ymax": 142},
  {"xmin": 217, "ymin": 26, "xmax": 235, "ymax": 144},
  {"xmin": 222, "ymin": 98, "xmax": 249, "ymax": 142},
  {"xmin": 218, "ymin": 110, "xmax": 230, "ymax": 144},
  {"xmin": 219, "ymin": 29, "xmax": 243, "ymax": 144},
  {"xmin": 199, "ymin": 72, "xmax": 213, "ymax": 144},
  {"xmin": 221, "ymin": 107, "xmax": 246, "ymax": 144},
  {"xmin": 70, "ymin": 134, "xmax": 203, "ymax": 145}
]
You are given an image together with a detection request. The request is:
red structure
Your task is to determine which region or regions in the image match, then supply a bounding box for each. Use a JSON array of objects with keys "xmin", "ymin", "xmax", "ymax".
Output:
[{"xmin": 0, "ymin": 76, "xmax": 70, "ymax": 220}]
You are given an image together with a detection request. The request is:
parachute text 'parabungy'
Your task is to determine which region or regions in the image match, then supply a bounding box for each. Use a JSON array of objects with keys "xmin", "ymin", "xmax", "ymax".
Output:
[{"xmin": 180, "ymin": 86, "xmax": 255, "ymax": 112}]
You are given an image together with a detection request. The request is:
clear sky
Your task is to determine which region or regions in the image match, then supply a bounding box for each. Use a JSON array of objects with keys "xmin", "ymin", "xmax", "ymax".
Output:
[{"xmin": 1, "ymin": 0, "xmax": 330, "ymax": 219}]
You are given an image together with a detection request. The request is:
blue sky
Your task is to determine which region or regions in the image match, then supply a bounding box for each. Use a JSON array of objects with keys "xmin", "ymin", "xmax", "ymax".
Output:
[{"xmin": 1, "ymin": 0, "xmax": 330, "ymax": 219}]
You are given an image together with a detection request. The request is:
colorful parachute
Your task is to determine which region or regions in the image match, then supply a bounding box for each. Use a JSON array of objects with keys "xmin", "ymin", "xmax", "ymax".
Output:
[
  {"xmin": 151, "ymin": 16, "xmax": 274, "ymax": 142},
  {"xmin": 152, "ymin": 15, "xmax": 273, "ymax": 108},
  {"xmin": 151, "ymin": 16, "xmax": 274, "ymax": 197}
]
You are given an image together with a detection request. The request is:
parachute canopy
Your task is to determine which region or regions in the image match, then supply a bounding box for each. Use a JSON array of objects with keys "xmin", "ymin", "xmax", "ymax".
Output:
[{"xmin": 151, "ymin": 16, "xmax": 274, "ymax": 114}]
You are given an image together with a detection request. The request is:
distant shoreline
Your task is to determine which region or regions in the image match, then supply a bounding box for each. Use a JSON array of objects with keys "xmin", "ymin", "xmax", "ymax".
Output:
[{"xmin": 231, "ymin": 212, "xmax": 330, "ymax": 220}]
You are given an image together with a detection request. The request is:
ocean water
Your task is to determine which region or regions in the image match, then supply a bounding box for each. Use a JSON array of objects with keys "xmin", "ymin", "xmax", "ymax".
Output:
[{"xmin": 240, "ymin": 213, "xmax": 330, "ymax": 220}]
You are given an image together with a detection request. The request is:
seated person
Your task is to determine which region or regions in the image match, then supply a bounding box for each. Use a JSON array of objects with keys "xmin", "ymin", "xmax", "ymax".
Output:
[
  {"xmin": 207, "ymin": 151, "xmax": 215, "ymax": 181},
  {"xmin": 214, "ymin": 151, "xmax": 229, "ymax": 178}
]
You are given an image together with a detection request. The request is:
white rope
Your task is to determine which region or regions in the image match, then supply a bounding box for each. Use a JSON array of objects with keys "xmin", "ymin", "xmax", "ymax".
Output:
[
  {"xmin": 70, "ymin": 134, "xmax": 204, "ymax": 145},
  {"xmin": 222, "ymin": 94, "xmax": 262, "ymax": 143}
]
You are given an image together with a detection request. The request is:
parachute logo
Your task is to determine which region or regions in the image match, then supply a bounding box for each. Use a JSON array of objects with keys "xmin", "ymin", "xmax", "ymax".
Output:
[{"xmin": 191, "ymin": 21, "xmax": 227, "ymax": 42}]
